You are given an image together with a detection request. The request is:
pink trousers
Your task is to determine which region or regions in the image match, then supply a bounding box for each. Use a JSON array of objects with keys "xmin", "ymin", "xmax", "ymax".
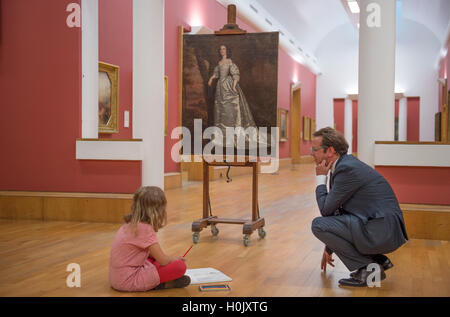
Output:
[{"xmin": 147, "ymin": 257, "xmax": 187, "ymax": 283}]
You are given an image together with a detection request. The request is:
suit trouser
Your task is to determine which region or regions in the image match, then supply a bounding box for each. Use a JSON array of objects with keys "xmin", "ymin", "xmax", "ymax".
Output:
[{"xmin": 311, "ymin": 214, "xmax": 375, "ymax": 272}]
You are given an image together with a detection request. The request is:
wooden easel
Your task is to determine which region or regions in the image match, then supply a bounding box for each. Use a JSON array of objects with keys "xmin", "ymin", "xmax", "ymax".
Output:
[
  {"xmin": 191, "ymin": 5, "xmax": 266, "ymax": 247},
  {"xmin": 191, "ymin": 157, "xmax": 266, "ymax": 246}
]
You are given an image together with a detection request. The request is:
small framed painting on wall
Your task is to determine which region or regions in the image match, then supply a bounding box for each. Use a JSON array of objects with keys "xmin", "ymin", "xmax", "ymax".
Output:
[{"xmin": 98, "ymin": 62, "xmax": 119, "ymax": 134}]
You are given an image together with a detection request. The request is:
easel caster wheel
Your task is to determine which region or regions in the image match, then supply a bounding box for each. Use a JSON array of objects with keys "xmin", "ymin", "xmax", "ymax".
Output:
[
  {"xmin": 211, "ymin": 225, "xmax": 219, "ymax": 236},
  {"xmin": 258, "ymin": 228, "xmax": 266, "ymax": 239},
  {"xmin": 193, "ymin": 232, "xmax": 200, "ymax": 244},
  {"xmin": 243, "ymin": 234, "xmax": 250, "ymax": 247}
]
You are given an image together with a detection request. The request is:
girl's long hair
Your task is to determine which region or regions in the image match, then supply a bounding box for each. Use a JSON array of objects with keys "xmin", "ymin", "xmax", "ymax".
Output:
[{"xmin": 123, "ymin": 186, "xmax": 167, "ymax": 233}]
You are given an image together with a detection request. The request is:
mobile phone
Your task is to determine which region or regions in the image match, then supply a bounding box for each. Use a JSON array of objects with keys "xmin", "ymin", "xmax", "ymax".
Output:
[{"xmin": 199, "ymin": 284, "xmax": 231, "ymax": 292}]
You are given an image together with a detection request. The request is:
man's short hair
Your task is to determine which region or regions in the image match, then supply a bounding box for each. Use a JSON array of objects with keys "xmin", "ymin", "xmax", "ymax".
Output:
[{"xmin": 313, "ymin": 127, "xmax": 349, "ymax": 156}]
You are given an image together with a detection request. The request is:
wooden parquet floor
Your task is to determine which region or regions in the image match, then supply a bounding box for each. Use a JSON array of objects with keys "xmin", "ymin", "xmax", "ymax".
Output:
[{"xmin": 0, "ymin": 164, "xmax": 449, "ymax": 297}]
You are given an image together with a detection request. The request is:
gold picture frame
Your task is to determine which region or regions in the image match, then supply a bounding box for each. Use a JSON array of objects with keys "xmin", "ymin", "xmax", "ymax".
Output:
[
  {"xmin": 310, "ymin": 118, "xmax": 316, "ymax": 140},
  {"xmin": 278, "ymin": 108, "xmax": 289, "ymax": 142},
  {"xmin": 303, "ymin": 116, "xmax": 311, "ymax": 141},
  {"xmin": 98, "ymin": 62, "xmax": 119, "ymax": 133}
]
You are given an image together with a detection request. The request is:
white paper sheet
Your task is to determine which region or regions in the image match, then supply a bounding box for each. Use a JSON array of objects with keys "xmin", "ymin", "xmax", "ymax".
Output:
[{"xmin": 185, "ymin": 268, "xmax": 232, "ymax": 285}]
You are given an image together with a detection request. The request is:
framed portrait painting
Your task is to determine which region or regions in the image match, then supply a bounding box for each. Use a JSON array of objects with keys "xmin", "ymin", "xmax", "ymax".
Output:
[
  {"xmin": 278, "ymin": 108, "xmax": 288, "ymax": 142},
  {"xmin": 303, "ymin": 116, "xmax": 311, "ymax": 141},
  {"xmin": 98, "ymin": 62, "xmax": 119, "ymax": 134},
  {"xmin": 182, "ymin": 32, "xmax": 279, "ymax": 156}
]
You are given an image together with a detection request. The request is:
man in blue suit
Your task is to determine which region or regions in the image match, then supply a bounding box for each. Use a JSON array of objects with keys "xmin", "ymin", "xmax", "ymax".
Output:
[{"xmin": 310, "ymin": 127, "xmax": 408, "ymax": 287}]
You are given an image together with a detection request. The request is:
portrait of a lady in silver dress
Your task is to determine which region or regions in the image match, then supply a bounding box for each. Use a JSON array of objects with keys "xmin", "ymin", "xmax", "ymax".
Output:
[
  {"xmin": 182, "ymin": 32, "xmax": 278, "ymax": 155},
  {"xmin": 207, "ymin": 44, "xmax": 259, "ymax": 148}
]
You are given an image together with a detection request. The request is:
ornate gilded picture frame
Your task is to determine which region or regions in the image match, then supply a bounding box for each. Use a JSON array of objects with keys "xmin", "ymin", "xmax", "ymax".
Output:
[
  {"xmin": 98, "ymin": 62, "xmax": 119, "ymax": 133},
  {"xmin": 278, "ymin": 108, "xmax": 288, "ymax": 142}
]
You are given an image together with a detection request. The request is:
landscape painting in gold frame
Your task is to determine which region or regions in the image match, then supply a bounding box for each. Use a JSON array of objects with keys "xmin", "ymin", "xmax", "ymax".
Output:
[{"xmin": 98, "ymin": 62, "xmax": 119, "ymax": 134}]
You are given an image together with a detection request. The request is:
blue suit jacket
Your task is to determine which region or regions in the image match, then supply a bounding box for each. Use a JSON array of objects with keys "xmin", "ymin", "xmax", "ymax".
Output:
[{"xmin": 316, "ymin": 154, "xmax": 408, "ymax": 254}]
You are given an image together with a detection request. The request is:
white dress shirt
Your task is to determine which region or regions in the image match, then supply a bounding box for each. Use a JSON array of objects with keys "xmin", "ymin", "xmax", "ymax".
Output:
[{"xmin": 315, "ymin": 158, "xmax": 338, "ymax": 187}]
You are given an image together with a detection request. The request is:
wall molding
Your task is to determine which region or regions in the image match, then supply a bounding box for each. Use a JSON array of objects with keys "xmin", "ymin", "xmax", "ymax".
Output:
[
  {"xmin": 2, "ymin": 193, "xmax": 448, "ymax": 239},
  {"xmin": 164, "ymin": 172, "xmax": 182, "ymax": 190},
  {"xmin": 0, "ymin": 191, "xmax": 132, "ymax": 223},
  {"xmin": 75, "ymin": 139, "xmax": 143, "ymax": 160},
  {"xmin": 374, "ymin": 142, "xmax": 450, "ymax": 167},
  {"xmin": 401, "ymin": 203, "xmax": 450, "ymax": 241}
]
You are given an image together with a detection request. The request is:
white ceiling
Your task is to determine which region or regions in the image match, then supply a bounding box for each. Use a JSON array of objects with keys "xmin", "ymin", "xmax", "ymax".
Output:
[
  {"xmin": 254, "ymin": 0, "xmax": 350, "ymax": 55},
  {"xmin": 254, "ymin": 0, "xmax": 450, "ymax": 56},
  {"xmin": 401, "ymin": 0, "xmax": 450, "ymax": 45}
]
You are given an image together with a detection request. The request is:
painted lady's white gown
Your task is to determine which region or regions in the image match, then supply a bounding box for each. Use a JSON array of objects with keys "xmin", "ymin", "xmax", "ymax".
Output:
[{"xmin": 212, "ymin": 62, "xmax": 268, "ymax": 150}]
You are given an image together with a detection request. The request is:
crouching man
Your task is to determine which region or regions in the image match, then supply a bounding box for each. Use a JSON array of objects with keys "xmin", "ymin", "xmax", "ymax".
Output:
[{"xmin": 310, "ymin": 127, "xmax": 408, "ymax": 287}]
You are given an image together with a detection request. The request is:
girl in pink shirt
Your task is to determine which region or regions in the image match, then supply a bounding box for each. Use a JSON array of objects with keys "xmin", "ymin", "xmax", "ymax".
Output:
[{"xmin": 109, "ymin": 186, "xmax": 190, "ymax": 291}]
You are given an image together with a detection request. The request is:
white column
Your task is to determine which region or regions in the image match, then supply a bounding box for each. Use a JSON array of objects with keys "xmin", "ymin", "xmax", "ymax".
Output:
[
  {"xmin": 344, "ymin": 98, "xmax": 353, "ymax": 154},
  {"xmin": 357, "ymin": 0, "xmax": 396, "ymax": 166},
  {"xmin": 133, "ymin": 0, "xmax": 165, "ymax": 188},
  {"xmin": 81, "ymin": 0, "xmax": 99, "ymax": 138},
  {"xmin": 398, "ymin": 97, "xmax": 407, "ymax": 141}
]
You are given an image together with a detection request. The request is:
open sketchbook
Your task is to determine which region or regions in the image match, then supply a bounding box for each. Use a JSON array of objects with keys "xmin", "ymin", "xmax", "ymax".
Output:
[{"xmin": 185, "ymin": 268, "xmax": 232, "ymax": 285}]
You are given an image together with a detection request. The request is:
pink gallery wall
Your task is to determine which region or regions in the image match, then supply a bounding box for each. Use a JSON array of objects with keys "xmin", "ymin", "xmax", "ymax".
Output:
[
  {"xmin": 0, "ymin": 0, "xmax": 141, "ymax": 194},
  {"xmin": 406, "ymin": 97, "xmax": 420, "ymax": 142},
  {"xmin": 333, "ymin": 98, "xmax": 419, "ymax": 149},
  {"xmin": 333, "ymin": 99, "xmax": 345, "ymax": 136},
  {"xmin": 332, "ymin": 99, "xmax": 358, "ymax": 153},
  {"xmin": 394, "ymin": 97, "xmax": 420, "ymax": 142},
  {"xmin": 278, "ymin": 49, "xmax": 317, "ymax": 158},
  {"xmin": 376, "ymin": 166, "xmax": 450, "ymax": 205},
  {"xmin": 164, "ymin": 0, "xmax": 317, "ymax": 173}
]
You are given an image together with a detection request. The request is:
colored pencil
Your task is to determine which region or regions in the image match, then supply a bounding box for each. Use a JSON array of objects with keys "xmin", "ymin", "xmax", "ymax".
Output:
[{"xmin": 183, "ymin": 245, "xmax": 193, "ymax": 257}]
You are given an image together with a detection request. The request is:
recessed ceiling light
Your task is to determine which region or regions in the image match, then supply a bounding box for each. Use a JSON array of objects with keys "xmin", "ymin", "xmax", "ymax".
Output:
[
  {"xmin": 249, "ymin": 4, "xmax": 258, "ymax": 13},
  {"xmin": 347, "ymin": 0, "xmax": 360, "ymax": 13}
]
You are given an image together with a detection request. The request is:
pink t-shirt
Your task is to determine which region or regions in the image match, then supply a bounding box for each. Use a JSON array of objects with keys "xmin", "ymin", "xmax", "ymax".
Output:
[{"xmin": 109, "ymin": 222, "xmax": 160, "ymax": 291}]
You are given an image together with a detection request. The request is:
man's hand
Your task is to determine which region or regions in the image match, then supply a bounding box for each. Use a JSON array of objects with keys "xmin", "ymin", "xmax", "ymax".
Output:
[
  {"xmin": 321, "ymin": 248, "xmax": 335, "ymax": 273},
  {"xmin": 316, "ymin": 160, "xmax": 331, "ymax": 176}
]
